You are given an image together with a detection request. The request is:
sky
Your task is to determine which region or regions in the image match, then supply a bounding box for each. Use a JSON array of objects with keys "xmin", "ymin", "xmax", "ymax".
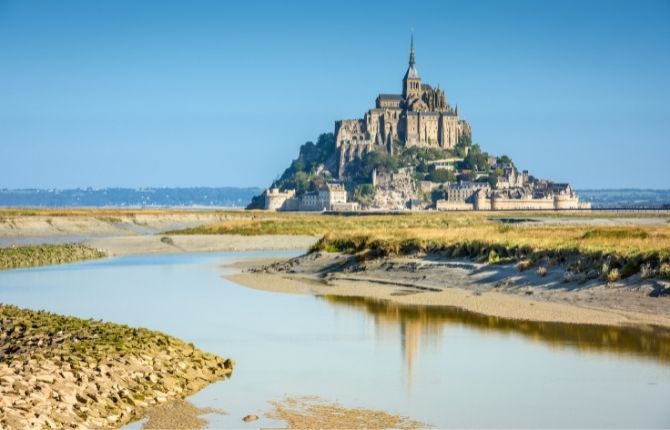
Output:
[{"xmin": 0, "ymin": 0, "xmax": 668, "ymax": 189}]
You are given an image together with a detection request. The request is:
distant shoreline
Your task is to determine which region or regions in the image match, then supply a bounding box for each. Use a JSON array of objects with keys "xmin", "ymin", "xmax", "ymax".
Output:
[{"xmin": 0, "ymin": 187, "xmax": 669, "ymax": 209}]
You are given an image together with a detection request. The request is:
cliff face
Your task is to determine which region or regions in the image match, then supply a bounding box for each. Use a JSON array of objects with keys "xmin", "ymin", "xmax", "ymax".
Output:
[{"xmin": 370, "ymin": 168, "xmax": 423, "ymax": 210}]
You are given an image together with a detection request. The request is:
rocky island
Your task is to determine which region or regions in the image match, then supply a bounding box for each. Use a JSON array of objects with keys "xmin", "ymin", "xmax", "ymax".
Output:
[{"xmin": 249, "ymin": 35, "xmax": 590, "ymax": 212}]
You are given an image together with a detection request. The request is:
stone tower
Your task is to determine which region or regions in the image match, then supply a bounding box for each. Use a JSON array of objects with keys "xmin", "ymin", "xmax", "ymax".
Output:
[{"xmin": 402, "ymin": 33, "xmax": 421, "ymax": 100}]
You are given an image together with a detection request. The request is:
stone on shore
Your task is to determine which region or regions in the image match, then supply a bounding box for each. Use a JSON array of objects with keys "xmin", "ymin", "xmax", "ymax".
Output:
[{"xmin": 0, "ymin": 304, "xmax": 234, "ymax": 429}]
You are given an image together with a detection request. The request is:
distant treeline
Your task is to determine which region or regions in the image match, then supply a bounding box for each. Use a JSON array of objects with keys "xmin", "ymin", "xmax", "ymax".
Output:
[
  {"xmin": 0, "ymin": 187, "xmax": 262, "ymax": 208},
  {"xmin": 577, "ymin": 189, "xmax": 670, "ymax": 209}
]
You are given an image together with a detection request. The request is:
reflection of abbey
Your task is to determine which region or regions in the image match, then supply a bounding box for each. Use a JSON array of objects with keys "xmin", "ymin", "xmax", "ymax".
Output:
[{"xmin": 335, "ymin": 34, "xmax": 471, "ymax": 178}]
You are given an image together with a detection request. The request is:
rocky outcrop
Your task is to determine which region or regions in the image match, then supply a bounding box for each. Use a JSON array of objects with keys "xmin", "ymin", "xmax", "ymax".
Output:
[
  {"xmin": 370, "ymin": 168, "xmax": 422, "ymax": 210},
  {"xmin": 0, "ymin": 305, "xmax": 234, "ymax": 429}
]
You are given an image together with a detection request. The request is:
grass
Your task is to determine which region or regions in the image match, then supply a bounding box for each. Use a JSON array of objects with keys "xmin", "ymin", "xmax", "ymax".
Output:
[
  {"xmin": 168, "ymin": 211, "xmax": 670, "ymax": 279},
  {"xmin": 2, "ymin": 208, "xmax": 669, "ymax": 278},
  {"xmin": 169, "ymin": 211, "xmax": 670, "ymax": 256},
  {"xmin": 0, "ymin": 304, "xmax": 179, "ymax": 362},
  {"xmin": 0, "ymin": 243, "xmax": 106, "ymax": 270}
]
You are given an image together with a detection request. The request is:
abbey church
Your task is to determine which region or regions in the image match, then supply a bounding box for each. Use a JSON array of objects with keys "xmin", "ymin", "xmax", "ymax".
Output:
[{"xmin": 335, "ymin": 35, "xmax": 472, "ymax": 178}]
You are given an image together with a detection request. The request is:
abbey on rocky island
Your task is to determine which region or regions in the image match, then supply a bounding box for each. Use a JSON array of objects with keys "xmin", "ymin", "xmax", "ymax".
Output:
[
  {"xmin": 255, "ymin": 34, "xmax": 589, "ymax": 212},
  {"xmin": 335, "ymin": 34, "xmax": 471, "ymax": 178}
]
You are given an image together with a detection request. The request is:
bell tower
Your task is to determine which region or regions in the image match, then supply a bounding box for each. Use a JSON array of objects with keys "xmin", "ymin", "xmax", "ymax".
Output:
[{"xmin": 402, "ymin": 32, "xmax": 421, "ymax": 100}]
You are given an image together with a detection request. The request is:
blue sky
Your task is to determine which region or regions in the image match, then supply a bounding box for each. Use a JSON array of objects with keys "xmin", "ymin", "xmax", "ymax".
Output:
[{"xmin": 0, "ymin": 0, "xmax": 668, "ymax": 189}]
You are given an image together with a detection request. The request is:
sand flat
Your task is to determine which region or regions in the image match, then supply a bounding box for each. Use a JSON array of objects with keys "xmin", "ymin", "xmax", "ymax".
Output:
[
  {"xmin": 84, "ymin": 234, "xmax": 318, "ymax": 256},
  {"xmin": 226, "ymin": 254, "xmax": 670, "ymax": 328}
]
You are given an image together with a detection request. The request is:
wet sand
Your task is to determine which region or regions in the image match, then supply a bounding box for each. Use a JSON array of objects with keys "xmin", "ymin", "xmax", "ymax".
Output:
[
  {"xmin": 141, "ymin": 400, "xmax": 227, "ymax": 430},
  {"xmin": 0, "ymin": 212, "xmax": 319, "ymax": 256},
  {"xmin": 84, "ymin": 234, "xmax": 318, "ymax": 256},
  {"xmin": 227, "ymin": 253, "xmax": 670, "ymax": 328},
  {"xmin": 266, "ymin": 395, "xmax": 427, "ymax": 430}
]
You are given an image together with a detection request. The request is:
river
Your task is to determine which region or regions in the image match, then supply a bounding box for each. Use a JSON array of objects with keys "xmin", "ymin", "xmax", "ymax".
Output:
[{"xmin": 0, "ymin": 251, "xmax": 668, "ymax": 428}]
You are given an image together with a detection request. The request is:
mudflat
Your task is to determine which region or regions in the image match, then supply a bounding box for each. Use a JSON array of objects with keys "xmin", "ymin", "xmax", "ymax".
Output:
[{"xmin": 227, "ymin": 252, "xmax": 670, "ymax": 328}]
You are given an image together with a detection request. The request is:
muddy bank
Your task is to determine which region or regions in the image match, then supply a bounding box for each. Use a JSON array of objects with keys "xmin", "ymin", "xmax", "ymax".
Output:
[
  {"xmin": 0, "ymin": 235, "xmax": 318, "ymax": 271},
  {"xmin": 0, "ymin": 305, "xmax": 234, "ymax": 429},
  {"xmin": 228, "ymin": 252, "xmax": 670, "ymax": 328},
  {"xmin": 85, "ymin": 234, "xmax": 319, "ymax": 257},
  {"xmin": 0, "ymin": 212, "xmax": 235, "ymax": 242}
]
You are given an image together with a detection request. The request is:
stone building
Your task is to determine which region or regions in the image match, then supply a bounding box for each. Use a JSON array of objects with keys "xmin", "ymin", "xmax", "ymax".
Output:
[
  {"xmin": 446, "ymin": 182, "xmax": 491, "ymax": 204},
  {"xmin": 264, "ymin": 188, "xmax": 297, "ymax": 211},
  {"xmin": 435, "ymin": 182, "xmax": 490, "ymax": 211},
  {"xmin": 263, "ymin": 183, "xmax": 354, "ymax": 211},
  {"xmin": 496, "ymin": 166, "xmax": 528, "ymax": 189},
  {"xmin": 335, "ymin": 34, "xmax": 471, "ymax": 178}
]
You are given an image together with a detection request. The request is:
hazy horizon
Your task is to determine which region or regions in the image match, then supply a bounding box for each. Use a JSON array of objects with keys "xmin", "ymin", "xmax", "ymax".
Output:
[{"xmin": 1, "ymin": 0, "xmax": 669, "ymax": 189}]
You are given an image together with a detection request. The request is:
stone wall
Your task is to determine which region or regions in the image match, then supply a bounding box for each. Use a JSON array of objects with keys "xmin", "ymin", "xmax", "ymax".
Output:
[{"xmin": 436, "ymin": 200, "xmax": 474, "ymax": 211}]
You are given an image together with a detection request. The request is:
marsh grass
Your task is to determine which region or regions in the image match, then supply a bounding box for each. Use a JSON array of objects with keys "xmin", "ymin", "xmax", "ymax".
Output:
[
  {"xmin": 168, "ymin": 211, "xmax": 670, "ymax": 279},
  {"xmin": 0, "ymin": 304, "xmax": 174, "ymax": 361},
  {"xmin": 0, "ymin": 243, "xmax": 106, "ymax": 270}
]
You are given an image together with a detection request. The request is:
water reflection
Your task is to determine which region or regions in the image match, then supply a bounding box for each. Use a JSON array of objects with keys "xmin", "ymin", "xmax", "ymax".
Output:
[{"xmin": 319, "ymin": 295, "xmax": 670, "ymax": 380}]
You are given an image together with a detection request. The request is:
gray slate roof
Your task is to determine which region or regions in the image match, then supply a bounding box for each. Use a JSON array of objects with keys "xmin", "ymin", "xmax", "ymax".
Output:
[
  {"xmin": 404, "ymin": 65, "xmax": 420, "ymax": 80},
  {"xmin": 377, "ymin": 94, "xmax": 403, "ymax": 100}
]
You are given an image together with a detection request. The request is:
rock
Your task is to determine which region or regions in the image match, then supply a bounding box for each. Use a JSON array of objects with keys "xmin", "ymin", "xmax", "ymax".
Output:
[
  {"xmin": 0, "ymin": 375, "xmax": 15, "ymax": 386},
  {"xmin": 60, "ymin": 393, "xmax": 78, "ymax": 405},
  {"xmin": 0, "ymin": 304, "xmax": 233, "ymax": 430},
  {"xmin": 36, "ymin": 373, "xmax": 55, "ymax": 384},
  {"xmin": 243, "ymin": 414, "xmax": 259, "ymax": 422}
]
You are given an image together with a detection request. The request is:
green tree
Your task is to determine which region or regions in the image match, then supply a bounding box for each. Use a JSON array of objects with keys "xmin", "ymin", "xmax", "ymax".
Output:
[
  {"xmin": 497, "ymin": 154, "xmax": 513, "ymax": 166},
  {"xmin": 353, "ymin": 183, "xmax": 375, "ymax": 205},
  {"xmin": 431, "ymin": 188, "xmax": 446, "ymax": 203},
  {"xmin": 428, "ymin": 168, "xmax": 455, "ymax": 183},
  {"xmin": 294, "ymin": 172, "xmax": 311, "ymax": 194}
]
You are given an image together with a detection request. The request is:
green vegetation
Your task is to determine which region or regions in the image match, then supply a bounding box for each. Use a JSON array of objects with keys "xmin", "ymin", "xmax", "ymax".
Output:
[
  {"xmin": 0, "ymin": 243, "xmax": 106, "ymax": 270},
  {"xmin": 427, "ymin": 168, "xmax": 455, "ymax": 183},
  {"xmin": 275, "ymin": 133, "xmax": 337, "ymax": 193},
  {"xmin": 245, "ymin": 128, "xmax": 515, "ymax": 207},
  {"xmin": 0, "ymin": 304, "xmax": 186, "ymax": 362},
  {"xmin": 246, "ymin": 133, "xmax": 338, "ymax": 208},
  {"xmin": 0, "ymin": 304, "xmax": 233, "ymax": 428},
  {"xmin": 353, "ymin": 183, "xmax": 375, "ymax": 205},
  {"xmin": 168, "ymin": 211, "xmax": 670, "ymax": 280}
]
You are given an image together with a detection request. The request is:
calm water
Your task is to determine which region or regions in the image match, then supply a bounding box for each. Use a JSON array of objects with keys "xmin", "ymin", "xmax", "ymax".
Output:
[{"xmin": 0, "ymin": 252, "xmax": 668, "ymax": 428}]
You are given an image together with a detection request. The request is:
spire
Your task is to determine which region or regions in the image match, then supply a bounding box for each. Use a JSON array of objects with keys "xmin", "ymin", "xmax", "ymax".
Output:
[
  {"xmin": 409, "ymin": 31, "xmax": 415, "ymax": 67},
  {"xmin": 403, "ymin": 30, "xmax": 420, "ymax": 81}
]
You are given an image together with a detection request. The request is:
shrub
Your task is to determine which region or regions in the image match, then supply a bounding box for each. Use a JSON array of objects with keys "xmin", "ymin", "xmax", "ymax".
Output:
[
  {"xmin": 660, "ymin": 263, "xmax": 670, "ymax": 280},
  {"xmin": 600, "ymin": 262, "xmax": 610, "ymax": 280},
  {"xmin": 620, "ymin": 258, "xmax": 641, "ymax": 278},
  {"xmin": 606, "ymin": 268, "xmax": 621, "ymax": 283},
  {"xmin": 517, "ymin": 259, "xmax": 533, "ymax": 271},
  {"xmin": 640, "ymin": 263, "xmax": 656, "ymax": 279}
]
